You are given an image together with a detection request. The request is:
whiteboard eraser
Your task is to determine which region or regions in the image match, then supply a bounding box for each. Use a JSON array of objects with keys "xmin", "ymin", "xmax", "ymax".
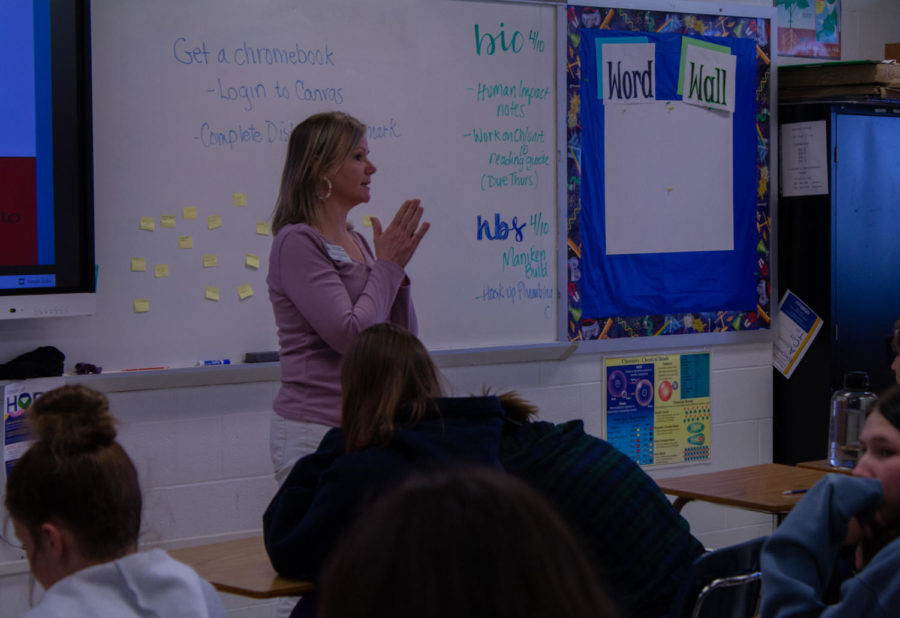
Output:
[{"xmin": 244, "ymin": 351, "xmax": 280, "ymax": 363}]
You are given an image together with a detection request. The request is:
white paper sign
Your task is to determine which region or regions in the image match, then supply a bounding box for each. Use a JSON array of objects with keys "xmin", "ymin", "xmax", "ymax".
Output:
[
  {"xmin": 3, "ymin": 378, "xmax": 65, "ymax": 478},
  {"xmin": 604, "ymin": 101, "xmax": 733, "ymax": 255},
  {"xmin": 781, "ymin": 121, "xmax": 829, "ymax": 197},
  {"xmin": 600, "ymin": 42, "xmax": 656, "ymax": 105},
  {"xmin": 682, "ymin": 44, "xmax": 736, "ymax": 113},
  {"xmin": 2, "ymin": 377, "xmax": 64, "ymax": 559},
  {"xmin": 773, "ymin": 290, "xmax": 823, "ymax": 379}
]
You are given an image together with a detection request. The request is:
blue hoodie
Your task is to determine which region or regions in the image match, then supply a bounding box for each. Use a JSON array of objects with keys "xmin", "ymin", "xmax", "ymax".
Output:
[{"xmin": 761, "ymin": 474, "xmax": 900, "ymax": 617}]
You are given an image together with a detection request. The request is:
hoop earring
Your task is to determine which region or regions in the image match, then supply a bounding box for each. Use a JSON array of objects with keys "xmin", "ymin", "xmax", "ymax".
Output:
[{"xmin": 316, "ymin": 178, "xmax": 332, "ymax": 201}]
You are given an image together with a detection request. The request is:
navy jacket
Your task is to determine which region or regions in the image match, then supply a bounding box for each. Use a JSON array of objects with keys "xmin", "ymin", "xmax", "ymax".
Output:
[
  {"xmin": 502, "ymin": 420, "xmax": 704, "ymax": 617},
  {"xmin": 263, "ymin": 396, "xmax": 505, "ymax": 581}
]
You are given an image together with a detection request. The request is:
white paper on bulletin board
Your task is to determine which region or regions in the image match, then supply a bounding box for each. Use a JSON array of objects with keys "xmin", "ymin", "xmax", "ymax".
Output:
[
  {"xmin": 604, "ymin": 101, "xmax": 733, "ymax": 255},
  {"xmin": 604, "ymin": 351, "xmax": 711, "ymax": 467}
]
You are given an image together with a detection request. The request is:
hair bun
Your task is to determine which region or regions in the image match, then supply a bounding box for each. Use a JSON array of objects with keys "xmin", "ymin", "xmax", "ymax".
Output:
[{"xmin": 29, "ymin": 384, "xmax": 117, "ymax": 455}]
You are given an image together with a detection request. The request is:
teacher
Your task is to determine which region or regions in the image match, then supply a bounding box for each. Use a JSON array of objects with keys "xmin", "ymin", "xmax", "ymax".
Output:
[{"xmin": 267, "ymin": 111, "xmax": 429, "ymax": 485}]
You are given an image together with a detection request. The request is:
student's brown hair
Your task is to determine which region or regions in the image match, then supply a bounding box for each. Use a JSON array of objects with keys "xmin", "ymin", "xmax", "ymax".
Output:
[
  {"xmin": 4, "ymin": 385, "xmax": 141, "ymax": 562},
  {"xmin": 340, "ymin": 323, "xmax": 443, "ymax": 452},
  {"xmin": 858, "ymin": 384, "xmax": 900, "ymax": 565},
  {"xmin": 867, "ymin": 383, "xmax": 900, "ymax": 429},
  {"xmin": 496, "ymin": 390, "xmax": 539, "ymax": 424},
  {"xmin": 319, "ymin": 466, "xmax": 618, "ymax": 618},
  {"xmin": 271, "ymin": 111, "xmax": 366, "ymax": 235}
]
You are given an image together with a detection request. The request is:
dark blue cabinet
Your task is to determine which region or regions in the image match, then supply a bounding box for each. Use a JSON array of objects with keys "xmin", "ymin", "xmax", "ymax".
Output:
[{"xmin": 775, "ymin": 102, "xmax": 900, "ymax": 464}]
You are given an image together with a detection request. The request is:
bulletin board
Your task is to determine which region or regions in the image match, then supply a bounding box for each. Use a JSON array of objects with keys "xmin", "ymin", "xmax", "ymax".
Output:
[{"xmin": 566, "ymin": 3, "xmax": 774, "ymax": 342}]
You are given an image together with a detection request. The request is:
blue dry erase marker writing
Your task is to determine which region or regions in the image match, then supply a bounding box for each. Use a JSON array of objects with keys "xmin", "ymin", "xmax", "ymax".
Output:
[{"xmin": 198, "ymin": 359, "xmax": 231, "ymax": 366}]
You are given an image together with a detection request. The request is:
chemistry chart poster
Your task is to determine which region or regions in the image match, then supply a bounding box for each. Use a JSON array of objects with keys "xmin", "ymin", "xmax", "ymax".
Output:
[{"xmin": 605, "ymin": 352, "xmax": 711, "ymax": 466}]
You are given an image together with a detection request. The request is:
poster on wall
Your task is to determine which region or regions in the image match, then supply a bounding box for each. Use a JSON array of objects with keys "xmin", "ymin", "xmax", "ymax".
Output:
[
  {"xmin": 773, "ymin": 290, "xmax": 822, "ymax": 379},
  {"xmin": 780, "ymin": 121, "xmax": 829, "ymax": 197},
  {"xmin": 1, "ymin": 377, "xmax": 63, "ymax": 558},
  {"xmin": 2, "ymin": 377, "xmax": 64, "ymax": 477},
  {"xmin": 776, "ymin": 0, "xmax": 840, "ymax": 58},
  {"xmin": 605, "ymin": 352, "xmax": 711, "ymax": 466}
]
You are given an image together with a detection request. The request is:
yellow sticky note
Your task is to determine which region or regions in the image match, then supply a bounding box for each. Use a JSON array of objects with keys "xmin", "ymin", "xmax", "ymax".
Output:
[
  {"xmin": 183, "ymin": 206, "xmax": 197, "ymax": 220},
  {"xmin": 139, "ymin": 217, "xmax": 155, "ymax": 231},
  {"xmin": 245, "ymin": 253, "xmax": 260, "ymax": 269},
  {"xmin": 178, "ymin": 235, "xmax": 193, "ymax": 249},
  {"xmin": 207, "ymin": 215, "xmax": 222, "ymax": 230},
  {"xmin": 133, "ymin": 298, "xmax": 150, "ymax": 313},
  {"xmin": 238, "ymin": 283, "xmax": 253, "ymax": 300},
  {"xmin": 161, "ymin": 215, "xmax": 176, "ymax": 228},
  {"xmin": 130, "ymin": 258, "xmax": 146, "ymax": 272},
  {"xmin": 362, "ymin": 215, "xmax": 373, "ymax": 228},
  {"xmin": 202, "ymin": 254, "xmax": 218, "ymax": 268},
  {"xmin": 205, "ymin": 286, "xmax": 220, "ymax": 301},
  {"xmin": 233, "ymin": 193, "xmax": 248, "ymax": 207},
  {"xmin": 154, "ymin": 264, "xmax": 169, "ymax": 278},
  {"xmin": 256, "ymin": 221, "xmax": 270, "ymax": 235}
]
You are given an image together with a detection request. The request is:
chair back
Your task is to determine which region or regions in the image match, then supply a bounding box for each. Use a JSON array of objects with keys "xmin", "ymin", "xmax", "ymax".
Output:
[{"xmin": 666, "ymin": 536, "xmax": 766, "ymax": 618}]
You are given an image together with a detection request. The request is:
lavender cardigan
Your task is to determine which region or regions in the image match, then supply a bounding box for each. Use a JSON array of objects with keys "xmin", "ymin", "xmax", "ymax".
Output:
[{"xmin": 267, "ymin": 223, "xmax": 417, "ymax": 426}]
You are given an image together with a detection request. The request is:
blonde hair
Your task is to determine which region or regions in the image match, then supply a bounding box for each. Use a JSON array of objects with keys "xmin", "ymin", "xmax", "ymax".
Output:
[
  {"xmin": 341, "ymin": 323, "xmax": 443, "ymax": 452},
  {"xmin": 272, "ymin": 111, "xmax": 366, "ymax": 234}
]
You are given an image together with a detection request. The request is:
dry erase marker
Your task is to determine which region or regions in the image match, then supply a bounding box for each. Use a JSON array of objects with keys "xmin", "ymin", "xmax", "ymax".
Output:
[
  {"xmin": 198, "ymin": 359, "xmax": 231, "ymax": 366},
  {"xmin": 782, "ymin": 489, "xmax": 808, "ymax": 495},
  {"xmin": 122, "ymin": 366, "xmax": 169, "ymax": 372}
]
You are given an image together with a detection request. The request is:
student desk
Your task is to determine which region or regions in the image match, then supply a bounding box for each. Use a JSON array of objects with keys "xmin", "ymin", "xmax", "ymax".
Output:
[
  {"xmin": 168, "ymin": 536, "xmax": 314, "ymax": 599},
  {"xmin": 656, "ymin": 463, "xmax": 828, "ymax": 520},
  {"xmin": 795, "ymin": 459, "xmax": 855, "ymax": 475}
]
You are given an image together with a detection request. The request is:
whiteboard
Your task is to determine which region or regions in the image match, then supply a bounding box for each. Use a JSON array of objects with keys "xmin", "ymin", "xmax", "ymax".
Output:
[{"xmin": 0, "ymin": 0, "xmax": 562, "ymax": 371}]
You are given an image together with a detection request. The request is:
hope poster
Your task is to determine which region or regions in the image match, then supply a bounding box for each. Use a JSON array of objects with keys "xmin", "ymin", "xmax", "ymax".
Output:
[{"xmin": 605, "ymin": 352, "xmax": 711, "ymax": 466}]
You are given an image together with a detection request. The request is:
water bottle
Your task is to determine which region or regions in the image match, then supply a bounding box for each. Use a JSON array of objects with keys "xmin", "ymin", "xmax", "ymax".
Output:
[{"xmin": 828, "ymin": 371, "xmax": 877, "ymax": 468}]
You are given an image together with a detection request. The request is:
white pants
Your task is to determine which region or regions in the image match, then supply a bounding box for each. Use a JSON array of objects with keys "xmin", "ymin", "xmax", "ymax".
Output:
[
  {"xmin": 269, "ymin": 413, "xmax": 331, "ymax": 618},
  {"xmin": 269, "ymin": 412, "xmax": 332, "ymax": 487}
]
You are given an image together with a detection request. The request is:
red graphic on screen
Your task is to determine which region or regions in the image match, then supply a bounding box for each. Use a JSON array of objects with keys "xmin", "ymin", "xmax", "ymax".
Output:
[{"xmin": 0, "ymin": 157, "xmax": 38, "ymax": 265}]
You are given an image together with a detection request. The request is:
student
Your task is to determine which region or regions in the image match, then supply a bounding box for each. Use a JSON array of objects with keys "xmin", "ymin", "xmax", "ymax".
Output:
[
  {"xmin": 267, "ymin": 111, "xmax": 430, "ymax": 485},
  {"xmin": 262, "ymin": 322, "xmax": 505, "ymax": 583},
  {"xmin": 4, "ymin": 384, "xmax": 225, "ymax": 618},
  {"xmin": 265, "ymin": 323, "xmax": 702, "ymax": 617},
  {"xmin": 317, "ymin": 466, "xmax": 618, "ymax": 618},
  {"xmin": 498, "ymin": 391, "xmax": 705, "ymax": 617},
  {"xmin": 761, "ymin": 384, "xmax": 900, "ymax": 617}
]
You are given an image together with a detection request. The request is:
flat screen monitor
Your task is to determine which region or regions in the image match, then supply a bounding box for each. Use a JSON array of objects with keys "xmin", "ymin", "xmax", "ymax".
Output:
[{"xmin": 0, "ymin": 0, "xmax": 95, "ymax": 319}]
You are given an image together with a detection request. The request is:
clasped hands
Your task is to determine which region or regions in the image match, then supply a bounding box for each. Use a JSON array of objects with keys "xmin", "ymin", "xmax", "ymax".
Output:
[{"xmin": 371, "ymin": 199, "xmax": 430, "ymax": 268}]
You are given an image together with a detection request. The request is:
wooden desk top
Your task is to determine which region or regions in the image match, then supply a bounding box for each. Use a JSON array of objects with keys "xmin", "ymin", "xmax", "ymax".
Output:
[
  {"xmin": 656, "ymin": 463, "xmax": 829, "ymax": 515},
  {"xmin": 168, "ymin": 536, "xmax": 314, "ymax": 599},
  {"xmin": 796, "ymin": 459, "xmax": 855, "ymax": 475}
]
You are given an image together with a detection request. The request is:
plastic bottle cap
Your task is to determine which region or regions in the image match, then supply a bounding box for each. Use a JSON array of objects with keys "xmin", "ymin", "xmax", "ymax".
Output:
[{"xmin": 844, "ymin": 371, "xmax": 870, "ymax": 390}]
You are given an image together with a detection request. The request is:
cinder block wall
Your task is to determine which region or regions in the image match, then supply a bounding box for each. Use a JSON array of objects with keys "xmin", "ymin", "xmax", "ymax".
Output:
[{"xmin": 3, "ymin": 342, "xmax": 773, "ymax": 617}]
